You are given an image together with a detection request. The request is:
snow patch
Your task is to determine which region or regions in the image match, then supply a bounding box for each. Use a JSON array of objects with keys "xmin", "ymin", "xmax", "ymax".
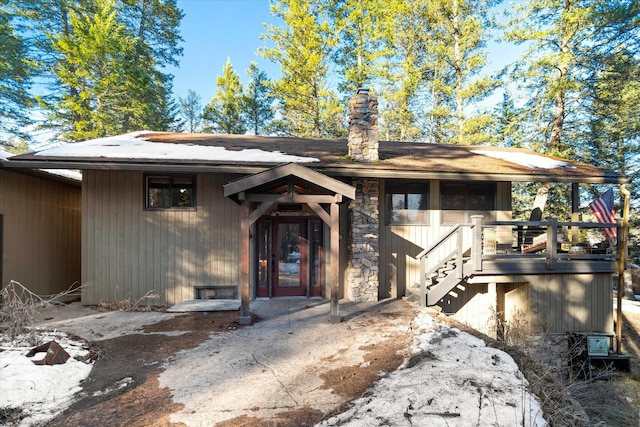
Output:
[
  {"xmin": 471, "ymin": 149, "xmax": 568, "ymax": 169},
  {"xmin": 0, "ymin": 332, "xmax": 93, "ymax": 427},
  {"xmin": 320, "ymin": 312, "xmax": 547, "ymax": 427},
  {"xmin": 33, "ymin": 131, "xmax": 319, "ymax": 163}
]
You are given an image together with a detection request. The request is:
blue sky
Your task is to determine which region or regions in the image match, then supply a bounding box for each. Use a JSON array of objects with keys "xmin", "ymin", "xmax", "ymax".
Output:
[
  {"xmin": 168, "ymin": 0, "xmax": 280, "ymax": 103},
  {"xmin": 168, "ymin": 0, "xmax": 522, "ymax": 106}
]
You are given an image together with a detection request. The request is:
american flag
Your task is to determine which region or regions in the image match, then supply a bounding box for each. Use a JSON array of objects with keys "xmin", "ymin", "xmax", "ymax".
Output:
[{"xmin": 589, "ymin": 188, "xmax": 617, "ymax": 246}]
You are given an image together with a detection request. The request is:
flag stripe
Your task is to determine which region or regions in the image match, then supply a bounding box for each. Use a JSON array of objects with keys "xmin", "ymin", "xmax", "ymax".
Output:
[{"xmin": 589, "ymin": 188, "xmax": 617, "ymax": 244}]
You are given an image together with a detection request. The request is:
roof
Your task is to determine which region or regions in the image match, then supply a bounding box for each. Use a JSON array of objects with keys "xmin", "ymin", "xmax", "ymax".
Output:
[
  {"xmin": 1, "ymin": 147, "xmax": 82, "ymax": 186},
  {"xmin": 6, "ymin": 131, "xmax": 625, "ymax": 184},
  {"xmin": 224, "ymin": 163, "xmax": 357, "ymax": 202}
]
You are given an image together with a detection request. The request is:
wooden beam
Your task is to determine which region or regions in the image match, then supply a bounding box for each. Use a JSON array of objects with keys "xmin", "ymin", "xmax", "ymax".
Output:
[
  {"xmin": 239, "ymin": 202, "xmax": 252, "ymax": 325},
  {"xmin": 248, "ymin": 201, "xmax": 274, "ymax": 226},
  {"xmin": 329, "ymin": 202, "xmax": 341, "ymax": 323},
  {"xmin": 223, "ymin": 162, "xmax": 357, "ymax": 199},
  {"xmin": 245, "ymin": 194, "xmax": 338, "ymax": 204},
  {"xmin": 307, "ymin": 202, "xmax": 331, "ymax": 226}
]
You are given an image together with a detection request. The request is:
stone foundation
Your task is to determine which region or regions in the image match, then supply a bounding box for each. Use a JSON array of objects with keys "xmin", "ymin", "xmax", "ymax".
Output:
[
  {"xmin": 347, "ymin": 178, "xmax": 379, "ymax": 302},
  {"xmin": 523, "ymin": 333, "xmax": 570, "ymax": 375}
]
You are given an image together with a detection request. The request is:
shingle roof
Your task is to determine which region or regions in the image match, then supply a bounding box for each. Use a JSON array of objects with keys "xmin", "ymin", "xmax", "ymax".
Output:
[{"xmin": 7, "ymin": 131, "xmax": 624, "ymax": 184}]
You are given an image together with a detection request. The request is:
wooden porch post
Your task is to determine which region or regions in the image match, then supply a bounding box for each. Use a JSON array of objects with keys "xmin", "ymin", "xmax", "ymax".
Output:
[
  {"xmin": 571, "ymin": 183, "xmax": 580, "ymax": 243},
  {"xmin": 329, "ymin": 201, "xmax": 341, "ymax": 323},
  {"xmin": 239, "ymin": 200, "xmax": 252, "ymax": 325},
  {"xmin": 616, "ymin": 184, "xmax": 630, "ymax": 353}
]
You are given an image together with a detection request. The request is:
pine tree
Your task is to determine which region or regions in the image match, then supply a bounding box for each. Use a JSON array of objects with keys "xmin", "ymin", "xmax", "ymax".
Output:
[
  {"xmin": 244, "ymin": 62, "xmax": 273, "ymax": 135},
  {"xmin": 503, "ymin": 0, "xmax": 591, "ymax": 156},
  {"xmin": 491, "ymin": 92, "xmax": 526, "ymax": 148},
  {"xmin": 419, "ymin": 0, "xmax": 497, "ymax": 145},
  {"xmin": 329, "ymin": 0, "xmax": 395, "ymax": 94},
  {"xmin": 0, "ymin": 2, "xmax": 34, "ymax": 143},
  {"xmin": 49, "ymin": 0, "xmax": 140, "ymax": 140},
  {"xmin": 583, "ymin": 51, "xmax": 640, "ymax": 199},
  {"xmin": 504, "ymin": 1, "xmax": 640, "ymax": 215},
  {"xmin": 261, "ymin": 0, "xmax": 345, "ymax": 138},
  {"xmin": 18, "ymin": 0, "xmax": 183, "ymax": 141},
  {"xmin": 202, "ymin": 59, "xmax": 247, "ymax": 134},
  {"xmin": 179, "ymin": 89, "xmax": 203, "ymax": 133},
  {"xmin": 118, "ymin": 0, "xmax": 184, "ymax": 132}
]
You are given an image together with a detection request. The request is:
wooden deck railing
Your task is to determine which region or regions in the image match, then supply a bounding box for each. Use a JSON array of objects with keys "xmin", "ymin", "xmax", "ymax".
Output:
[
  {"xmin": 481, "ymin": 216, "xmax": 617, "ymax": 268},
  {"xmin": 414, "ymin": 215, "xmax": 618, "ymax": 306}
]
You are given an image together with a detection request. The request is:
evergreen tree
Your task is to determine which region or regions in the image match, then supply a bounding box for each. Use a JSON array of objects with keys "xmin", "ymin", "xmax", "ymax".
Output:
[
  {"xmin": 504, "ymin": 1, "xmax": 640, "ymax": 215},
  {"xmin": 583, "ymin": 51, "xmax": 640, "ymax": 199},
  {"xmin": 202, "ymin": 59, "xmax": 246, "ymax": 134},
  {"xmin": 503, "ymin": 0, "xmax": 590, "ymax": 156},
  {"xmin": 491, "ymin": 92, "xmax": 526, "ymax": 148},
  {"xmin": 329, "ymin": 0, "xmax": 395, "ymax": 94},
  {"xmin": 179, "ymin": 89, "xmax": 203, "ymax": 133},
  {"xmin": 49, "ymin": 0, "xmax": 139, "ymax": 140},
  {"xmin": 377, "ymin": 0, "xmax": 497, "ymax": 143},
  {"xmin": 118, "ymin": 0, "xmax": 184, "ymax": 132},
  {"xmin": 261, "ymin": 0, "xmax": 345, "ymax": 138},
  {"xmin": 0, "ymin": 1, "xmax": 34, "ymax": 143},
  {"xmin": 419, "ymin": 0, "xmax": 497, "ymax": 145},
  {"xmin": 244, "ymin": 62, "xmax": 273, "ymax": 135},
  {"xmin": 18, "ymin": 0, "xmax": 183, "ymax": 141}
]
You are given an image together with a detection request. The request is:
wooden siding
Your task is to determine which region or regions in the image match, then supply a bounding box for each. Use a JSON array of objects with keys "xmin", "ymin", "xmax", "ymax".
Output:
[
  {"xmin": 442, "ymin": 273, "xmax": 613, "ymax": 335},
  {"xmin": 0, "ymin": 169, "xmax": 81, "ymax": 295},
  {"xmin": 82, "ymin": 170, "xmax": 241, "ymax": 306},
  {"xmin": 381, "ymin": 180, "xmax": 511, "ymax": 299},
  {"xmin": 528, "ymin": 273, "xmax": 613, "ymax": 333}
]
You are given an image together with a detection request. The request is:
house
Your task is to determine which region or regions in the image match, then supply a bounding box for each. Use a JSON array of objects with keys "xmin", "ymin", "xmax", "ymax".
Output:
[
  {"xmin": 7, "ymin": 91, "xmax": 625, "ymax": 346},
  {"xmin": 0, "ymin": 149, "xmax": 81, "ymax": 297}
]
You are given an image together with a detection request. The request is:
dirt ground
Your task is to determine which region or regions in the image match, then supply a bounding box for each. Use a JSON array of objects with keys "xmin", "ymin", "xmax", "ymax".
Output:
[
  {"xmin": 26, "ymin": 299, "xmax": 640, "ymax": 427},
  {"xmin": 45, "ymin": 309, "xmax": 414, "ymax": 427}
]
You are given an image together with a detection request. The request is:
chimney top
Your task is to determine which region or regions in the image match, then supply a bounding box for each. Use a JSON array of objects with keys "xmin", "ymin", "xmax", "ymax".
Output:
[{"xmin": 348, "ymin": 89, "xmax": 378, "ymax": 162}]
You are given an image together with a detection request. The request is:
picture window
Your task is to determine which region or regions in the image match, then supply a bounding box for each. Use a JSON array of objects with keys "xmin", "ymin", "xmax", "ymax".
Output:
[
  {"xmin": 145, "ymin": 175, "xmax": 195, "ymax": 210},
  {"xmin": 440, "ymin": 182, "xmax": 495, "ymax": 223},
  {"xmin": 386, "ymin": 181, "xmax": 429, "ymax": 225}
]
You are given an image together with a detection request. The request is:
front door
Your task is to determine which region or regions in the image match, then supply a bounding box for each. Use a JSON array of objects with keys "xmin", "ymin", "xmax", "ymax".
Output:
[{"xmin": 256, "ymin": 217, "xmax": 323, "ymax": 298}]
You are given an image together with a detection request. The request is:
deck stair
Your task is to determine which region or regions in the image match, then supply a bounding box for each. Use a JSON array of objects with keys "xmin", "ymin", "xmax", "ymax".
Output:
[{"xmin": 406, "ymin": 221, "xmax": 482, "ymax": 307}]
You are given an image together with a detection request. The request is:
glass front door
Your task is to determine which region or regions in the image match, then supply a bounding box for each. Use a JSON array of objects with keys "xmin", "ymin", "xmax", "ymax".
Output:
[{"xmin": 255, "ymin": 217, "xmax": 323, "ymax": 298}]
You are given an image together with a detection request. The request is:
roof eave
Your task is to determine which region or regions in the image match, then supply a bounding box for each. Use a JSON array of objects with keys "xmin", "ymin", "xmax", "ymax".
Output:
[{"xmin": 6, "ymin": 158, "xmax": 626, "ymax": 184}]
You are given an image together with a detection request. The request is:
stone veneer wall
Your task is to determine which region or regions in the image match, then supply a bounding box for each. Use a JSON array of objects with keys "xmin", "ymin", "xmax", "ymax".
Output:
[
  {"xmin": 347, "ymin": 90, "xmax": 378, "ymax": 162},
  {"xmin": 525, "ymin": 333, "xmax": 570, "ymax": 374},
  {"xmin": 347, "ymin": 178, "xmax": 380, "ymax": 302}
]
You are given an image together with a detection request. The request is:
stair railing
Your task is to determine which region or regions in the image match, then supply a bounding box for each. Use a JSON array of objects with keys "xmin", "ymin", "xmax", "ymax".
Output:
[{"xmin": 415, "ymin": 216, "xmax": 483, "ymax": 307}]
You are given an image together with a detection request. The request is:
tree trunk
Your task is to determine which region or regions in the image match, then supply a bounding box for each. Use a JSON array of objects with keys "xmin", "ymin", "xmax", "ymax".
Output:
[{"xmin": 453, "ymin": 0, "xmax": 464, "ymax": 144}]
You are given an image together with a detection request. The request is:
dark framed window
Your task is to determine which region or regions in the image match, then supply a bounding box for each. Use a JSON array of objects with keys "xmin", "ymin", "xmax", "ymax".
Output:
[
  {"xmin": 440, "ymin": 182, "xmax": 495, "ymax": 224},
  {"xmin": 144, "ymin": 175, "xmax": 196, "ymax": 210},
  {"xmin": 386, "ymin": 181, "xmax": 429, "ymax": 225}
]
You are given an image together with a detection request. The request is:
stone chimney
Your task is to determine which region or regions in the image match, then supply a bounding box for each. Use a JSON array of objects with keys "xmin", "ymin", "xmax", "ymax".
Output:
[{"xmin": 348, "ymin": 88, "xmax": 378, "ymax": 162}]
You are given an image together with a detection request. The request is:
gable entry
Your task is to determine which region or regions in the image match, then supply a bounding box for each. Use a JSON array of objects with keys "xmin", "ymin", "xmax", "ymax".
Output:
[{"xmin": 224, "ymin": 163, "xmax": 356, "ymax": 325}]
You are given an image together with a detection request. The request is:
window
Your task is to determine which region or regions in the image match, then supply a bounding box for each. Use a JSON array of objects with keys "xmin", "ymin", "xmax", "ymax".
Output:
[
  {"xmin": 440, "ymin": 182, "xmax": 495, "ymax": 224},
  {"xmin": 386, "ymin": 181, "xmax": 429, "ymax": 225},
  {"xmin": 145, "ymin": 175, "xmax": 195, "ymax": 209}
]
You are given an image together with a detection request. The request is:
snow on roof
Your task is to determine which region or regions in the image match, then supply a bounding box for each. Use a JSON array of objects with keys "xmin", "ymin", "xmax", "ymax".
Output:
[
  {"xmin": 0, "ymin": 148, "xmax": 12, "ymax": 161},
  {"xmin": 34, "ymin": 131, "xmax": 320, "ymax": 163},
  {"xmin": 471, "ymin": 149, "xmax": 569, "ymax": 169},
  {"xmin": 40, "ymin": 168, "xmax": 83, "ymax": 181},
  {"xmin": 2, "ymin": 147, "xmax": 82, "ymax": 181}
]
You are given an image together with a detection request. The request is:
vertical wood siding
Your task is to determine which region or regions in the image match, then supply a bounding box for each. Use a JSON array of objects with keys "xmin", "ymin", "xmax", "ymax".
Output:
[
  {"xmin": 529, "ymin": 273, "xmax": 613, "ymax": 333},
  {"xmin": 0, "ymin": 169, "xmax": 81, "ymax": 294},
  {"xmin": 445, "ymin": 273, "xmax": 613, "ymax": 334},
  {"xmin": 82, "ymin": 171, "xmax": 240, "ymax": 306},
  {"xmin": 381, "ymin": 180, "xmax": 511, "ymax": 299}
]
